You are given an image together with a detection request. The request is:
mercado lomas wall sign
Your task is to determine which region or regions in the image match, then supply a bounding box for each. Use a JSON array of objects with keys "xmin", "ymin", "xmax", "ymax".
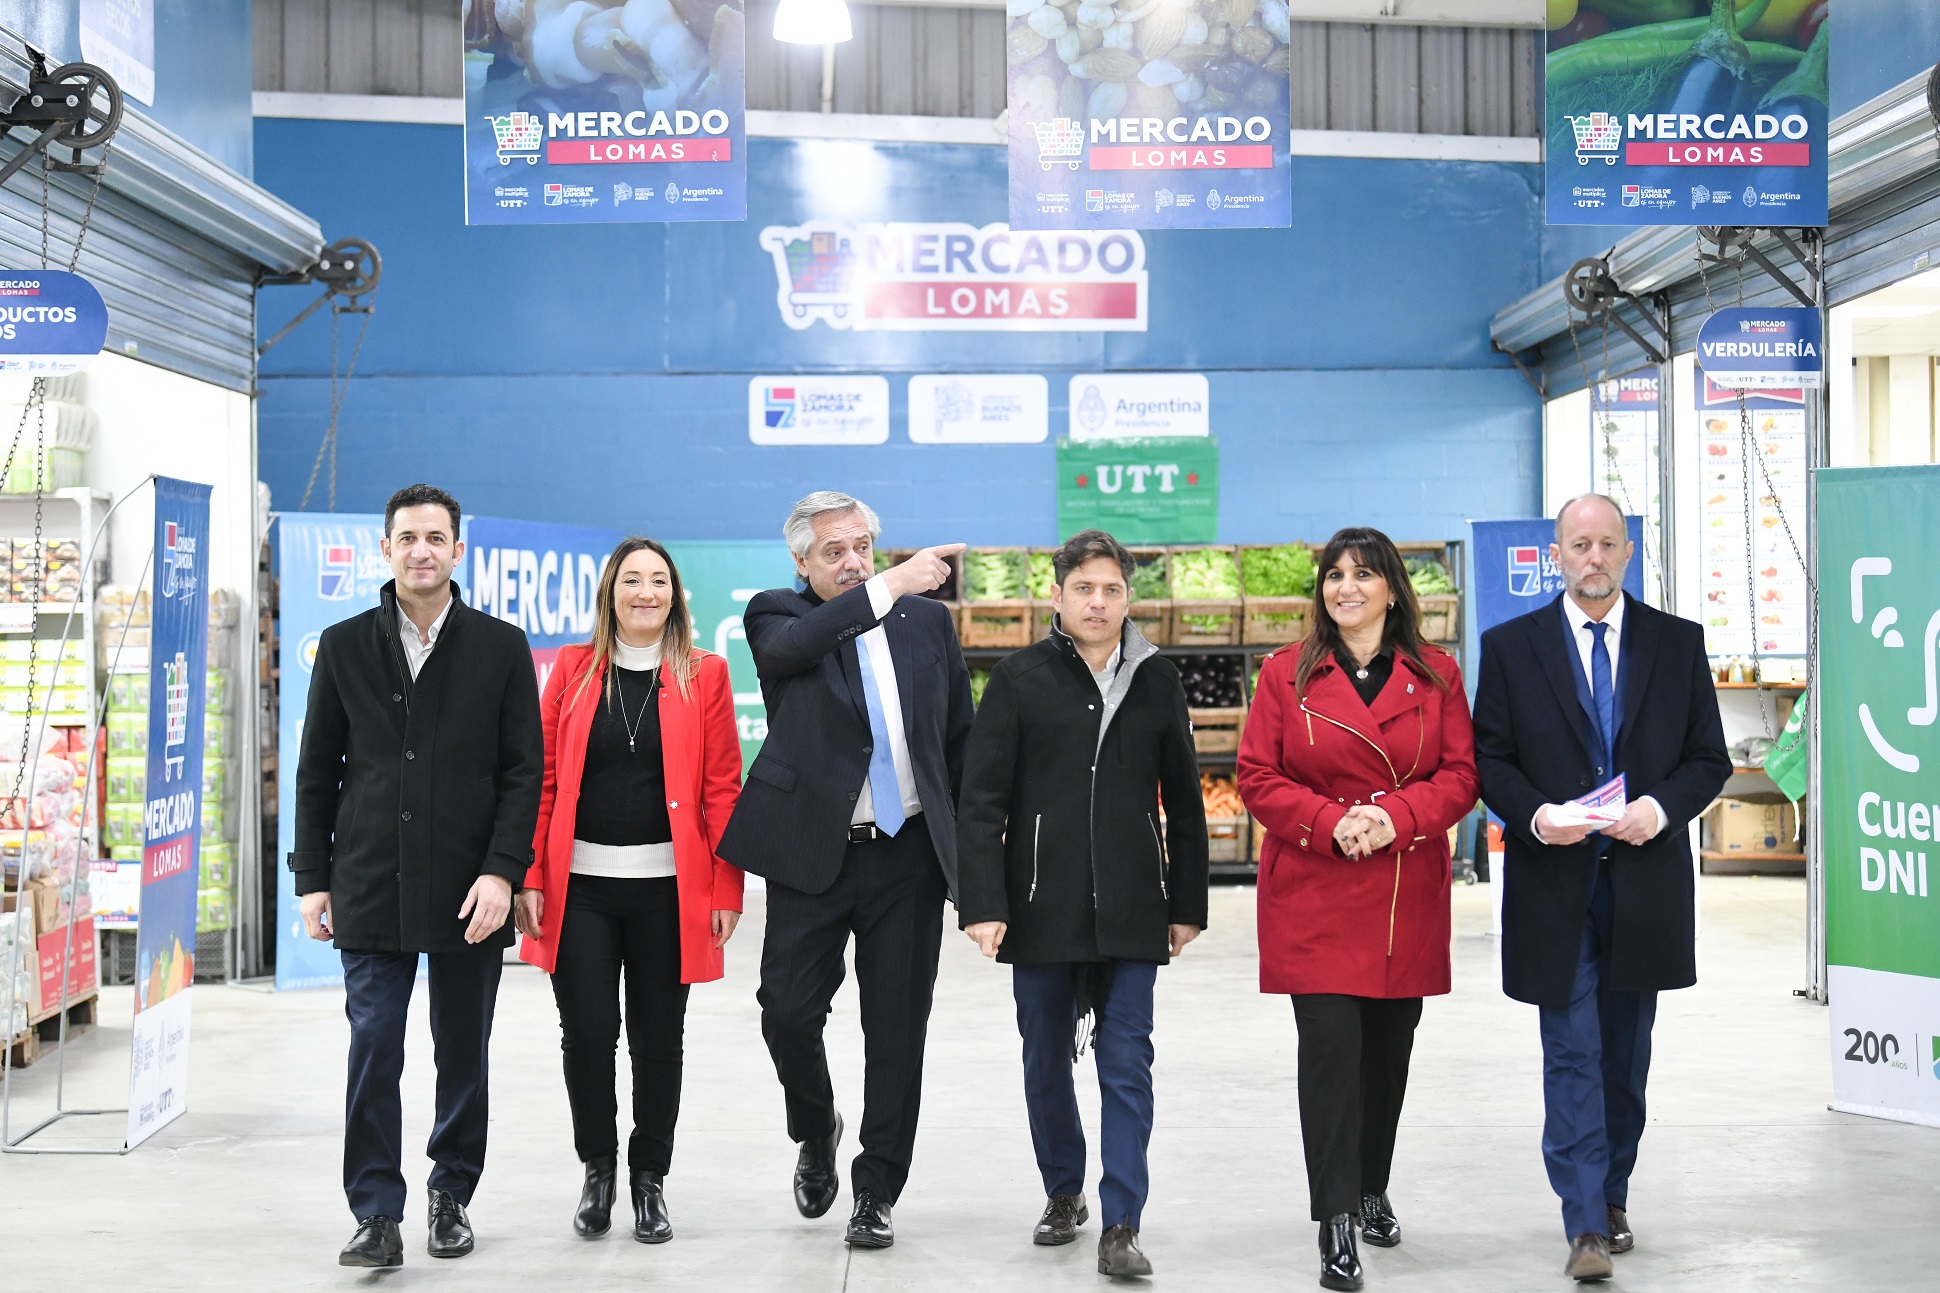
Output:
[{"xmin": 759, "ymin": 222, "xmax": 1148, "ymax": 331}]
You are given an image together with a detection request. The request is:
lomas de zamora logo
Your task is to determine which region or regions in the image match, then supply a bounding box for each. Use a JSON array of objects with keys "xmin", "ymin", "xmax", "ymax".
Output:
[
  {"xmin": 759, "ymin": 222, "xmax": 1149, "ymax": 333},
  {"xmin": 161, "ymin": 520, "xmax": 198, "ymax": 599}
]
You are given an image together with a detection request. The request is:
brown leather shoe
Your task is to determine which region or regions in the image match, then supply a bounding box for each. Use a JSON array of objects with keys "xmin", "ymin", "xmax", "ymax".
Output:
[
  {"xmin": 1606, "ymin": 1205, "xmax": 1633, "ymax": 1254},
  {"xmin": 1565, "ymin": 1232, "xmax": 1613, "ymax": 1282}
]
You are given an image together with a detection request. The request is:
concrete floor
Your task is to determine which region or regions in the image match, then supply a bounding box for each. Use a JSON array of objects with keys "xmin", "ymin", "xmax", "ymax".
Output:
[{"xmin": 1, "ymin": 876, "xmax": 1934, "ymax": 1291}]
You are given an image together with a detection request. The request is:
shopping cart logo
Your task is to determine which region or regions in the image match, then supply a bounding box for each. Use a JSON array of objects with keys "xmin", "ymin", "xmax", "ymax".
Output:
[
  {"xmin": 760, "ymin": 229, "xmax": 859, "ymax": 327},
  {"xmin": 163, "ymin": 651, "xmax": 189, "ymax": 781},
  {"xmin": 1033, "ymin": 117, "xmax": 1084, "ymax": 171},
  {"xmin": 762, "ymin": 386, "xmax": 797, "ymax": 430},
  {"xmin": 161, "ymin": 520, "xmax": 198, "ymax": 600},
  {"xmin": 1568, "ymin": 112, "xmax": 1622, "ymax": 166},
  {"xmin": 485, "ymin": 111, "xmax": 544, "ymax": 166},
  {"xmin": 318, "ymin": 544, "xmax": 355, "ymax": 600}
]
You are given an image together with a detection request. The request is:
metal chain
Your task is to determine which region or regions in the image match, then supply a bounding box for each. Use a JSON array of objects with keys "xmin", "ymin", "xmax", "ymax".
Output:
[
  {"xmin": 297, "ymin": 294, "xmax": 377, "ymax": 512},
  {"xmin": 1565, "ymin": 304, "xmax": 1662, "ymax": 604}
]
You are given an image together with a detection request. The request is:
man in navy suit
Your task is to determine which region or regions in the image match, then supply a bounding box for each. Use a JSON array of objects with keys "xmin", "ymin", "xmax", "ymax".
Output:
[
  {"xmin": 718, "ymin": 492, "xmax": 973, "ymax": 1251},
  {"xmin": 1472, "ymin": 494, "xmax": 1729, "ymax": 1283}
]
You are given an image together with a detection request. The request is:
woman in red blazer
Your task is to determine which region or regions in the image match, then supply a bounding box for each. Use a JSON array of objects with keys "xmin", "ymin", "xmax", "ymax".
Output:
[
  {"xmin": 513, "ymin": 537, "xmax": 744, "ymax": 1246},
  {"xmin": 1237, "ymin": 527, "xmax": 1478, "ymax": 1293}
]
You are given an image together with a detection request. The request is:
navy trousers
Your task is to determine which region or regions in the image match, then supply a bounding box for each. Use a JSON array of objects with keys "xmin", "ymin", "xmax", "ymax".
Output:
[
  {"xmin": 1536, "ymin": 865, "xmax": 1657, "ymax": 1240},
  {"xmin": 341, "ymin": 945, "xmax": 503, "ymax": 1223},
  {"xmin": 1012, "ymin": 960, "xmax": 1159, "ymax": 1231}
]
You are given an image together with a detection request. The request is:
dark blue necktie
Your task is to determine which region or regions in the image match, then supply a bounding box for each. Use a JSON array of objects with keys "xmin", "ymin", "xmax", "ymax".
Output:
[{"xmin": 1588, "ymin": 620, "xmax": 1615, "ymax": 770}]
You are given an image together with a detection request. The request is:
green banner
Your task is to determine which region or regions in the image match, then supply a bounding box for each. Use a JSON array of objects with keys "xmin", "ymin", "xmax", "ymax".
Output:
[
  {"xmin": 1056, "ymin": 437, "xmax": 1219, "ymax": 544},
  {"xmin": 664, "ymin": 540, "xmax": 797, "ymax": 773},
  {"xmin": 1819, "ymin": 465, "xmax": 1940, "ymax": 1126}
]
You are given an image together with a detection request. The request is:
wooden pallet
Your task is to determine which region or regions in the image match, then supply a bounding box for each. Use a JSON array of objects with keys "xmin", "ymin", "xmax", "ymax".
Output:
[{"xmin": 7, "ymin": 991, "xmax": 98, "ymax": 1069}]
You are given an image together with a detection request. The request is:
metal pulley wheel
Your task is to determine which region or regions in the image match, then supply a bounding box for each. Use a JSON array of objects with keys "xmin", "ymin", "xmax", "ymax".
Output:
[
  {"xmin": 313, "ymin": 237, "xmax": 383, "ymax": 299},
  {"xmin": 39, "ymin": 62, "xmax": 124, "ymax": 153},
  {"xmin": 1563, "ymin": 257, "xmax": 1620, "ymax": 321},
  {"xmin": 1697, "ymin": 225, "xmax": 1754, "ymax": 257}
]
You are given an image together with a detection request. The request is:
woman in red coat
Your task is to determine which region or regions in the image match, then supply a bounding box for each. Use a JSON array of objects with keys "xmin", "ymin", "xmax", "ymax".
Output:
[
  {"xmin": 1237, "ymin": 527, "xmax": 1478, "ymax": 1293},
  {"xmin": 512, "ymin": 537, "xmax": 745, "ymax": 1246}
]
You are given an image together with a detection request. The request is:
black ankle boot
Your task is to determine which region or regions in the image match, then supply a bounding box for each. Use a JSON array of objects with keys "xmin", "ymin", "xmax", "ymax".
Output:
[
  {"xmin": 1319, "ymin": 1213, "xmax": 1363, "ymax": 1291},
  {"xmin": 631, "ymin": 1169, "xmax": 672, "ymax": 1243},
  {"xmin": 574, "ymin": 1155, "xmax": 617, "ymax": 1237}
]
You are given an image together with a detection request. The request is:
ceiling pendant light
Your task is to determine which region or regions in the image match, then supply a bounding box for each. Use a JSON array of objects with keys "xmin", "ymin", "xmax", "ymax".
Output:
[{"xmin": 773, "ymin": 0, "xmax": 853, "ymax": 44}]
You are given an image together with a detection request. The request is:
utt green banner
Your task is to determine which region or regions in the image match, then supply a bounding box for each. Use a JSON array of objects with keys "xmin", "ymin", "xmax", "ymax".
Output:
[
  {"xmin": 1056, "ymin": 436, "xmax": 1218, "ymax": 544},
  {"xmin": 1819, "ymin": 464, "xmax": 1940, "ymax": 1128}
]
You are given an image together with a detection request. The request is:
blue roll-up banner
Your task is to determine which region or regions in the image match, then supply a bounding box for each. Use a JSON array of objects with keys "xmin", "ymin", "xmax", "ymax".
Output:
[
  {"xmin": 465, "ymin": 516, "xmax": 623, "ymax": 692},
  {"xmin": 1005, "ymin": 1, "xmax": 1292, "ymax": 230},
  {"xmin": 0, "ymin": 270, "xmax": 109, "ymax": 375},
  {"xmin": 1545, "ymin": 1, "xmax": 1829, "ymax": 227},
  {"xmin": 462, "ymin": 0, "xmax": 746, "ymax": 224},
  {"xmin": 127, "ymin": 477, "xmax": 211, "ymax": 1148},
  {"xmin": 1469, "ymin": 515, "xmax": 1649, "ymax": 638},
  {"xmin": 273, "ymin": 514, "xmax": 389, "ymax": 992},
  {"xmin": 1695, "ymin": 306, "xmax": 1823, "ymax": 389}
]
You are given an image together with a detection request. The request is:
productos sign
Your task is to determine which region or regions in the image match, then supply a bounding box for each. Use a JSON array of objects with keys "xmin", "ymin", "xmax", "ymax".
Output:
[{"xmin": 759, "ymin": 222, "xmax": 1148, "ymax": 332}]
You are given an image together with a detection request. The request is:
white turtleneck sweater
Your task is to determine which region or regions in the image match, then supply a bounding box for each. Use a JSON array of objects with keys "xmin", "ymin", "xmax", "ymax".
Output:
[{"xmin": 570, "ymin": 636, "xmax": 678, "ymax": 880}]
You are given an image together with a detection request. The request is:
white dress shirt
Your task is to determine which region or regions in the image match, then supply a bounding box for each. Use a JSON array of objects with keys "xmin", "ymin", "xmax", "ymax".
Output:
[
  {"xmin": 397, "ymin": 595, "xmax": 453, "ymax": 680},
  {"xmin": 1535, "ymin": 592, "xmax": 1667, "ymax": 842},
  {"xmin": 852, "ymin": 575, "xmax": 924, "ymax": 827}
]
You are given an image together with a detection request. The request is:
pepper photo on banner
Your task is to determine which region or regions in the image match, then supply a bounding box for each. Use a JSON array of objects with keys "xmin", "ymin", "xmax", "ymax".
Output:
[
  {"xmin": 461, "ymin": 0, "xmax": 747, "ymax": 225},
  {"xmin": 1545, "ymin": 0, "xmax": 1829, "ymax": 227},
  {"xmin": 128, "ymin": 476, "xmax": 212, "ymax": 1148}
]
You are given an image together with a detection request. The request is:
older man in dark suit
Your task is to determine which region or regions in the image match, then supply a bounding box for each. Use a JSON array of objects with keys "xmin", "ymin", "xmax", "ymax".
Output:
[
  {"xmin": 718, "ymin": 492, "xmax": 973, "ymax": 1251},
  {"xmin": 1472, "ymin": 494, "xmax": 1730, "ymax": 1283}
]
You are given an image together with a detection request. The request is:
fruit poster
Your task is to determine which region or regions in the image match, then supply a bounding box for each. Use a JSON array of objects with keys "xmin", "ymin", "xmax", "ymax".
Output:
[
  {"xmin": 462, "ymin": 0, "xmax": 746, "ymax": 224},
  {"xmin": 1006, "ymin": 0, "xmax": 1293, "ymax": 230},
  {"xmin": 128, "ymin": 477, "xmax": 211, "ymax": 1149},
  {"xmin": 1695, "ymin": 368, "xmax": 1808, "ymax": 656},
  {"xmin": 1545, "ymin": 0, "xmax": 1830, "ymax": 226}
]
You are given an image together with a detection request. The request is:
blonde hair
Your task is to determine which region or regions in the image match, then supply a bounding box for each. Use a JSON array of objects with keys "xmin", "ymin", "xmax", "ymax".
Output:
[{"xmin": 574, "ymin": 537, "xmax": 698, "ymax": 706}]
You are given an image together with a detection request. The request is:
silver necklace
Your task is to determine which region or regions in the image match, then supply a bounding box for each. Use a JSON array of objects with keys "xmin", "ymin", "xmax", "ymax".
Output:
[{"xmin": 613, "ymin": 666, "xmax": 659, "ymax": 753}]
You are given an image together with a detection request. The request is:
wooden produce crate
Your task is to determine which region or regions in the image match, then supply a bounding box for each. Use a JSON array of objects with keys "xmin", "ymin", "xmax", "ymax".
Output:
[
  {"xmin": 1173, "ymin": 601, "xmax": 1241, "ymax": 646},
  {"xmin": 960, "ymin": 547, "xmax": 1030, "ymax": 603},
  {"xmin": 1190, "ymin": 707, "xmax": 1246, "ymax": 755},
  {"xmin": 1129, "ymin": 600, "xmax": 1171, "ymax": 646},
  {"xmin": 1207, "ymin": 815, "xmax": 1250, "ymax": 863},
  {"xmin": 958, "ymin": 601, "xmax": 1033, "ymax": 648},
  {"xmin": 877, "ymin": 547, "xmax": 963, "ymax": 603},
  {"xmin": 1241, "ymin": 596, "xmax": 1309, "ymax": 646},
  {"xmin": 1417, "ymin": 593, "xmax": 1461, "ymax": 643},
  {"xmin": 1031, "ymin": 603, "xmax": 1056, "ymax": 640},
  {"xmin": 1124, "ymin": 547, "xmax": 1172, "ymax": 645}
]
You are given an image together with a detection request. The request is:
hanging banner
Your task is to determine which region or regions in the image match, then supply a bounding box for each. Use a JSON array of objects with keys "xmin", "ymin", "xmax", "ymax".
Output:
[
  {"xmin": 462, "ymin": 0, "xmax": 746, "ymax": 224},
  {"xmin": 1006, "ymin": 0, "xmax": 1292, "ymax": 231},
  {"xmin": 759, "ymin": 222, "xmax": 1148, "ymax": 332},
  {"xmin": 0, "ymin": 270, "xmax": 109, "ymax": 376},
  {"xmin": 1468, "ymin": 515, "xmax": 1648, "ymax": 637},
  {"xmin": 1819, "ymin": 464, "xmax": 1940, "ymax": 1129},
  {"xmin": 466, "ymin": 517, "xmax": 623, "ymax": 690},
  {"xmin": 1696, "ymin": 306, "xmax": 1824, "ymax": 388},
  {"xmin": 663, "ymin": 540, "xmax": 797, "ymax": 771},
  {"xmin": 1695, "ymin": 367, "xmax": 1807, "ymax": 656},
  {"xmin": 1057, "ymin": 436, "xmax": 1218, "ymax": 543},
  {"xmin": 80, "ymin": 0, "xmax": 155, "ymax": 105},
  {"xmin": 127, "ymin": 477, "xmax": 211, "ymax": 1148},
  {"xmin": 1545, "ymin": 0, "xmax": 1829, "ymax": 227},
  {"xmin": 273, "ymin": 514, "xmax": 389, "ymax": 992}
]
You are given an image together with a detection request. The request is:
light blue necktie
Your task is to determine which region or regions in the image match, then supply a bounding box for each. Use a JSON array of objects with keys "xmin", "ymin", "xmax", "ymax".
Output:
[
  {"xmin": 855, "ymin": 637, "xmax": 905, "ymax": 836},
  {"xmin": 1589, "ymin": 620, "xmax": 1615, "ymax": 771}
]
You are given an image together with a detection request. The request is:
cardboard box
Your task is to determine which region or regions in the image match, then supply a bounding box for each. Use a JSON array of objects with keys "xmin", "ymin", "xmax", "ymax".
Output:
[
  {"xmin": 2, "ymin": 874, "xmax": 63, "ymax": 937},
  {"xmin": 31, "ymin": 919, "xmax": 97, "ymax": 1017},
  {"xmin": 1706, "ymin": 797, "xmax": 1800, "ymax": 855}
]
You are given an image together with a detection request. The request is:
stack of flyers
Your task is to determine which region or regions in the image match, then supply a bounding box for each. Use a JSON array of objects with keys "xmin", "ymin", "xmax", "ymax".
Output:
[{"xmin": 1547, "ymin": 774, "xmax": 1627, "ymax": 829}]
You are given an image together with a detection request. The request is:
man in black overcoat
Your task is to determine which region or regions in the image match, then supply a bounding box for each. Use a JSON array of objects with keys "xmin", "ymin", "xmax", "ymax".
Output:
[
  {"xmin": 1472, "ymin": 494, "xmax": 1729, "ymax": 1282},
  {"xmin": 717, "ymin": 491, "xmax": 974, "ymax": 1250},
  {"xmin": 291, "ymin": 484, "xmax": 543, "ymax": 1268},
  {"xmin": 956, "ymin": 529, "xmax": 1208, "ymax": 1279}
]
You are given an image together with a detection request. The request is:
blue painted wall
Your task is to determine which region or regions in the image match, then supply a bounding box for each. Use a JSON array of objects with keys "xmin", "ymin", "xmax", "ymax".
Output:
[
  {"xmin": 1832, "ymin": 0, "xmax": 1940, "ymax": 118},
  {"xmin": 254, "ymin": 120, "xmax": 1545, "ymax": 553},
  {"xmin": 0, "ymin": 0, "xmax": 254, "ymax": 176}
]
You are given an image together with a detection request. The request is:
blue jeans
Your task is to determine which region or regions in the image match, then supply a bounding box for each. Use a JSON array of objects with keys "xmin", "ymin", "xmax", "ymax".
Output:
[
  {"xmin": 1536, "ymin": 866, "xmax": 1657, "ymax": 1240},
  {"xmin": 1012, "ymin": 960, "xmax": 1159, "ymax": 1231}
]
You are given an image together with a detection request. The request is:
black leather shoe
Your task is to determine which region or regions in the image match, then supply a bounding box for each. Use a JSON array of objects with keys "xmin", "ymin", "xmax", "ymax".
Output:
[
  {"xmin": 426, "ymin": 1188, "xmax": 474, "ymax": 1258},
  {"xmin": 631, "ymin": 1169, "xmax": 673, "ymax": 1244},
  {"xmin": 1034, "ymin": 1193, "xmax": 1089, "ymax": 1246},
  {"xmin": 1607, "ymin": 1205, "xmax": 1633, "ymax": 1254},
  {"xmin": 1319, "ymin": 1214, "xmax": 1363, "ymax": 1291},
  {"xmin": 1097, "ymin": 1224, "xmax": 1153, "ymax": 1278},
  {"xmin": 1358, "ymin": 1192, "xmax": 1400, "ymax": 1247},
  {"xmin": 845, "ymin": 1189, "xmax": 894, "ymax": 1249},
  {"xmin": 338, "ymin": 1216, "xmax": 403, "ymax": 1268},
  {"xmin": 1565, "ymin": 1232, "xmax": 1613, "ymax": 1282},
  {"xmin": 574, "ymin": 1155, "xmax": 617, "ymax": 1238},
  {"xmin": 794, "ymin": 1112, "xmax": 843, "ymax": 1219}
]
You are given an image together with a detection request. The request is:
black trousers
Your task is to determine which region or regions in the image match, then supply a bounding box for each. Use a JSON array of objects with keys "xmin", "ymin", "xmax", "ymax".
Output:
[
  {"xmin": 756, "ymin": 823, "xmax": 947, "ymax": 1203},
  {"xmin": 551, "ymin": 874, "xmax": 690, "ymax": 1175},
  {"xmin": 340, "ymin": 944, "xmax": 503, "ymax": 1223},
  {"xmin": 1289, "ymin": 994, "xmax": 1425, "ymax": 1221}
]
